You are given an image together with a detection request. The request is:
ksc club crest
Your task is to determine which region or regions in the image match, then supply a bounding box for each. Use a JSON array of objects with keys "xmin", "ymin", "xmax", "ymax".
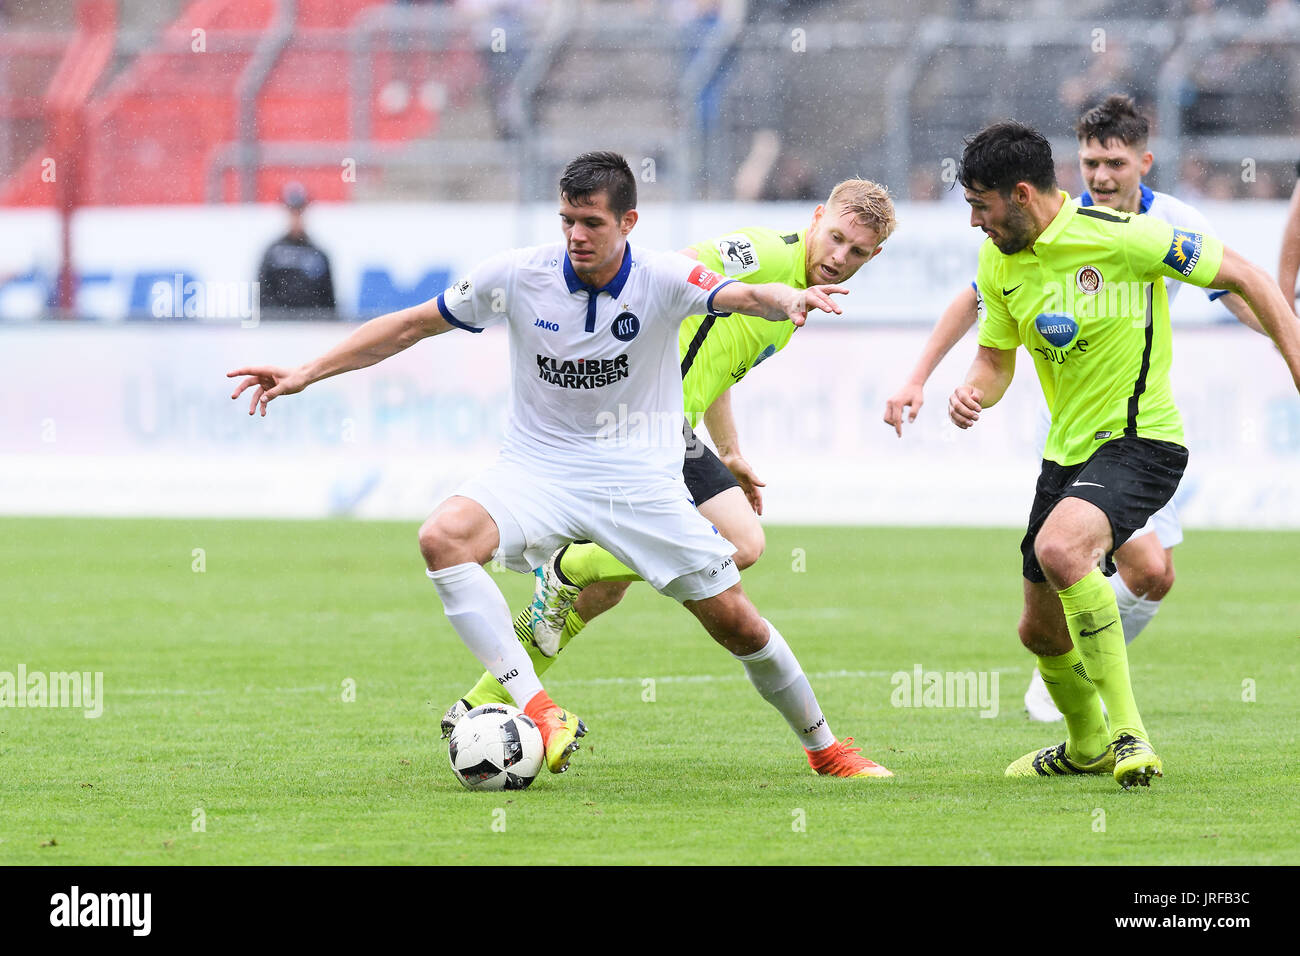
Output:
[
  {"xmin": 611, "ymin": 311, "xmax": 640, "ymax": 341},
  {"xmin": 1076, "ymin": 265, "xmax": 1103, "ymax": 295}
]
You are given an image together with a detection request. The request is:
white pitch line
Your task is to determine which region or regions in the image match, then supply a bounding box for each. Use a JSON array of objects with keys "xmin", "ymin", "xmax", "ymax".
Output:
[
  {"xmin": 112, "ymin": 666, "xmax": 1027, "ymax": 697},
  {"xmin": 563, "ymin": 667, "xmax": 1026, "ymax": 687},
  {"xmin": 115, "ymin": 686, "xmax": 332, "ymax": 696}
]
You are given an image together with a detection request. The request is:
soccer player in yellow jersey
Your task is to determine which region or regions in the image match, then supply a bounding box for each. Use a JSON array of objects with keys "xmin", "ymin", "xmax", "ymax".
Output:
[
  {"xmin": 949, "ymin": 122, "xmax": 1300, "ymax": 788},
  {"xmin": 442, "ymin": 182, "xmax": 897, "ymax": 770},
  {"xmin": 885, "ymin": 95, "xmax": 1269, "ymax": 722}
]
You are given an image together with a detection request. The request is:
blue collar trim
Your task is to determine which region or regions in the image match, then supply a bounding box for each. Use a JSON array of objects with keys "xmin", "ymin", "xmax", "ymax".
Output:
[
  {"xmin": 1079, "ymin": 183, "xmax": 1154, "ymax": 215},
  {"xmin": 563, "ymin": 243, "xmax": 632, "ymax": 297}
]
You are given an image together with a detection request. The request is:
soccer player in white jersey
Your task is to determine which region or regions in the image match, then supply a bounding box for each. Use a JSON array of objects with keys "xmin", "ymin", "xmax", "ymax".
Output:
[
  {"xmin": 230, "ymin": 152, "xmax": 892, "ymax": 778},
  {"xmin": 881, "ymin": 95, "xmax": 1266, "ymax": 721}
]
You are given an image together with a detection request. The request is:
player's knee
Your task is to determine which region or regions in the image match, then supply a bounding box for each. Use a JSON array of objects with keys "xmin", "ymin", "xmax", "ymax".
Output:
[
  {"xmin": 1032, "ymin": 536, "xmax": 1077, "ymax": 586},
  {"xmin": 1125, "ymin": 551, "xmax": 1174, "ymax": 599},
  {"xmin": 417, "ymin": 520, "xmax": 447, "ymax": 565},
  {"xmin": 1017, "ymin": 616, "xmax": 1054, "ymax": 656},
  {"xmin": 1144, "ymin": 560, "xmax": 1176, "ymax": 601},
  {"xmin": 418, "ymin": 515, "xmax": 476, "ymax": 568},
  {"xmin": 731, "ymin": 526, "xmax": 766, "ymax": 571},
  {"xmin": 725, "ymin": 615, "xmax": 770, "ymax": 655}
]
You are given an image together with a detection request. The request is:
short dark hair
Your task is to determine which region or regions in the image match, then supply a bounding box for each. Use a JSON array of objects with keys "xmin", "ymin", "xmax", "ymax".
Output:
[
  {"xmin": 1074, "ymin": 94, "xmax": 1150, "ymax": 149},
  {"xmin": 957, "ymin": 121, "xmax": 1057, "ymax": 195},
  {"xmin": 559, "ymin": 151, "xmax": 637, "ymax": 218}
]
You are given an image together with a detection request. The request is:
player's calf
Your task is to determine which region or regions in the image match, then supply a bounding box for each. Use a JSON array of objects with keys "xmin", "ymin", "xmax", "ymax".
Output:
[{"xmin": 684, "ymin": 584, "xmax": 769, "ymax": 655}]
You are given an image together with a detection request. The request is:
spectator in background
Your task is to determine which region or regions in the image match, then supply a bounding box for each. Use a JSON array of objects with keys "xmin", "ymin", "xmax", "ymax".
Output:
[
  {"xmin": 456, "ymin": 0, "xmax": 532, "ymax": 139},
  {"xmin": 1059, "ymin": 44, "xmax": 1147, "ymax": 117},
  {"xmin": 1176, "ymin": 152, "xmax": 1210, "ymax": 201},
  {"xmin": 1266, "ymin": 0, "xmax": 1300, "ymax": 27},
  {"xmin": 1204, "ymin": 172, "xmax": 1237, "ymax": 200},
  {"xmin": 1246, "ymin": 166, "xmax": 1280, "ymax": 200},
  {"xmin": 258, "ymin": 182, "xmax": 337, "ymax": 319}
]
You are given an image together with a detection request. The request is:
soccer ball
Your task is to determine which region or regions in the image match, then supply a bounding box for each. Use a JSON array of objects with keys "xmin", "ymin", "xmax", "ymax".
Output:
[{"xmin": 447, "ymin": 704, "xmax": 544, "ymax": 791}]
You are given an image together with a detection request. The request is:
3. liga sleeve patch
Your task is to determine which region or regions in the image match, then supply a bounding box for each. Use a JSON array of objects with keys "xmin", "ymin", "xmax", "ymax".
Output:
[
  {"xmin": 1163, "ymin": 229, "xmax": 1204, "ymax": 278},
  {"xmin": 446, "ymin": 276, "xmax": 473, "ymax": 310},
  {"xmin": 687, "ymin": 264, "xmax": 724, "ymax": 291},
  {"xmin": 715, "ymin": 234, "xmax": 760, "ymax": 276}
]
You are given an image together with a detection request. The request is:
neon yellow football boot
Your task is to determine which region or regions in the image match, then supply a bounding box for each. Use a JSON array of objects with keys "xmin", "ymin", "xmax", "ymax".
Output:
[
  {"xmin": 524, "ymin": 691, "xmax": 587, "ymax": 774},
  {"xmin": 1111, "ymin": 733, "xmax": 1163, "ymax": 789},
  {"xmin": 1005, "ymin": 740, "xmax": 1114, "ymax": 777}
]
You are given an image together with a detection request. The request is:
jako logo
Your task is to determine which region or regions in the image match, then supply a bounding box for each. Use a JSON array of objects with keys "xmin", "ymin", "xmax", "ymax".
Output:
[
  {"xmin": 534, "ymin": 318, "xmax": 560, "ymax": 331},
  {"xmin": 50, "ymin": 886, "xmax": 151, "ymax": 936},
  {"xmin": 495, "ymin": 668, "xmax": 519, "ymax": 685}
]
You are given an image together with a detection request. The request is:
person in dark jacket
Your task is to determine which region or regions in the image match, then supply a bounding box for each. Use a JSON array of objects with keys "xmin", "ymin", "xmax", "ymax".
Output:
[{"xmin": 258, "ymin": 182, "xmax": 337, "ymax": 318}]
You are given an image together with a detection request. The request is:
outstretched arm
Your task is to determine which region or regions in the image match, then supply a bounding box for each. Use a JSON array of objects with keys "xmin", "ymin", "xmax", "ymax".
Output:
[
  {"xmin": 1220, "ymin": 292, "xmax": 1265, "ymax": 335},
  {"xmin": 949, "ymin": 345, "xmax": 1016, "ymax": 430},
  {"xmin": 228, "ymin": 298, "xmax": 453, "ymax": 416},
  {"xmin": 1213, "ymin": 245, "xmax": 1300, "ymax": 391},
  {"xmin": 711, "ymin": 281, "xmax": 847, "ymax": 326},
  {"xmin": 883, "ymin": 284, "xmax": 980, "ymax": 436},
  {"xmin": 1279, "ymin": 178, "xmax": 1300, "ymax": 303},
  {"xmin": 702, "ymin": 388, "xmax": 765, "ymax": 514}
]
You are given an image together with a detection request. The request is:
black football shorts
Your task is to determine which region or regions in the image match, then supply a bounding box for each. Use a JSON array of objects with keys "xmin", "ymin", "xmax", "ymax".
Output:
[
  {"xmin": 682, "ymin": 421, "xmax": 740, "ymax": 507},
  {"xmin": 1021, "ymin": 436, "xmax": 1188, "ymax": 583}
]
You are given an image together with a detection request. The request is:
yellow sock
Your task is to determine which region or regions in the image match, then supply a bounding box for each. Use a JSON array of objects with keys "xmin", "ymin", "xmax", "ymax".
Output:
[
  {"xmin": 1036, "ymin": 648, "xmax": 1109, "ymax": 761},
  {"xmin": 462, "ymin": 607, "xmax": 588, "ymax": 709},
  {"xmin": 558, "ymin": 542, "xmax": 642, "ymax": 588},
  {"xmin": 1059, "ymin": 568, "xmax": 1147, "ymax": 740}
]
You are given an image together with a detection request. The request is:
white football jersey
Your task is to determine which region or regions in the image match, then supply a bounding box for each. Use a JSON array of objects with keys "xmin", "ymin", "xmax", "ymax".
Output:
[{"xmin": 438, "ymin": 242, "xmax": 734, "ymax": 481}]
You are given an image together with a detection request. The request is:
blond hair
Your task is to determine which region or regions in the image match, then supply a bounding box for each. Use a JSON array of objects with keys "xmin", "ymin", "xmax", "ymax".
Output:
[{"xmin": 826, "ymin": 179, "xmax": 897, "ymax": 242}]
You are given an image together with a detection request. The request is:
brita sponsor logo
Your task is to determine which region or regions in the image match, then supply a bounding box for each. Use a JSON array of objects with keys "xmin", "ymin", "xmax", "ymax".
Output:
[{"xmin": 1035, "ymin": 312, "xmax": 1078, "ymax": 348}]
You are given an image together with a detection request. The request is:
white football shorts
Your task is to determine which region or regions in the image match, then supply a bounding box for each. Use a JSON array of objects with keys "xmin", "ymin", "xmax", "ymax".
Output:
[
  {"xmin": 453, "ymin": 458, "xmax": 739, "ymax": 602},
  {"xmin": 1126, "ymin": 495, "xmax": 1183, "ymax": 549}
]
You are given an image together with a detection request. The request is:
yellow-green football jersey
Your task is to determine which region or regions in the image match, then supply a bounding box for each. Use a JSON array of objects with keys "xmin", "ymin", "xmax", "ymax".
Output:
[
  {"xmin": 976, "ymin": 193, "xmax": 1224, "ymax": 466},
  {"xmin": 679, "ymin": 227, "xmax": 807, "ymax": 426}
]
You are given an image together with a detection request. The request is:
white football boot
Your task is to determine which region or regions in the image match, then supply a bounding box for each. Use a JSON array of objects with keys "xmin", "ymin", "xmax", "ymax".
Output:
[
  {"xmin": 1024, "ymin": 669, "xmax": 1065, "ymax": 723},
  {"xmin": 528, "ymin": 549, "xmax": 582, "ymax": 658}
]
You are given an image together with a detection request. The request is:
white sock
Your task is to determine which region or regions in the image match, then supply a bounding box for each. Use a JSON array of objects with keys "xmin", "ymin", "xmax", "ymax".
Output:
[
  {"xmin": 1122, "ymin": 596, "xmax": 1161, "ymax": 646},
  {"xmin": 734, "ymin": 619, "xmax": 835, "ymax": 751},
  {"xmin": 426, "ymin": 563, "xmax": 543, "ymax": 707},
  {"xmin": 1109, "ymin": 572, "xmax": 1159, "ymax": 645}
]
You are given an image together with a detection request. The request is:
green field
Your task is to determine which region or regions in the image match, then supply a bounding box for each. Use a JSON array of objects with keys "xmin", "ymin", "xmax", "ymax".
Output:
[{"xmin": 2, "ymin": 518, "xmax": 1296, "ymax": 865}]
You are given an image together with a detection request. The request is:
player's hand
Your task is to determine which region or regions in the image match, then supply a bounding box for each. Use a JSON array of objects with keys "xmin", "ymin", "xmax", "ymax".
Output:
[
  {"xmin": 227, "ymin": 365, "xmax": 309, "ymax": 417},
  {"xmin": 721, "ymin": 454, "xmax": 766, "ymax": 515},
  {"xmin": 948, "ymin": 384, "xmax": 984, "ymax": 429},
  {"xmin": 787, "ymin": 284, "xmax": 847, "ymax": 326},
  {"xmin": 883, "ymin": 383, "xmax": 925, "ymax": 437}
]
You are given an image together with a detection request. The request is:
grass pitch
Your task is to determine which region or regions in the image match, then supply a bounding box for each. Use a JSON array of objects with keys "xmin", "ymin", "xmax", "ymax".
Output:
[{"xmin": 2, "ymin": 518, "xmax": 1296, "ymax": 865}]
